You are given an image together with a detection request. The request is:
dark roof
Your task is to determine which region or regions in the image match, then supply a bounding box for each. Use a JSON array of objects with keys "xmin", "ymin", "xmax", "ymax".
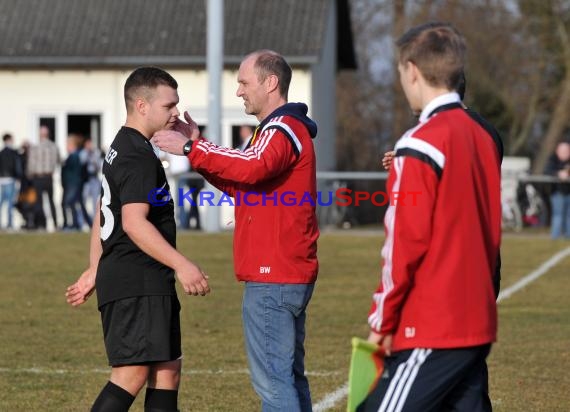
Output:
[{"xmin": 0, "ymin": 0, "xmax": 356, "ymax": 69}]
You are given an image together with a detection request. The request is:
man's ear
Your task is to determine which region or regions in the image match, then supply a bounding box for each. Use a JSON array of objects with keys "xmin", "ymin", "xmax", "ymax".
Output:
[
  {"xmin": 408, "ymin": 61, "xmax": 421, "ymax": 85},
  {"xmin": 265, "ymin": 74, "xmax": 280, "ymax": 94},
  {"xmin": 135, "ymin": 97, "xmax": 147, "ymax": 116}
]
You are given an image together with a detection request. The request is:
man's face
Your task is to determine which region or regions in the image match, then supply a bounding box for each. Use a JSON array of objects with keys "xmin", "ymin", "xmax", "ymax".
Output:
[
  {"xmin": 236, "ymin": 56, "xmax": 268, "ymax": 118},
  {"xmin": 66, "ymin": 136, "xmax": 78, "ymax": 153},
  {"xmin": 39, "ymin": 126, "xmax": 50, "ymax": 140},
  {"xmin": 144, "ymin": 85, "xmax": 180, "ymax": 135},
  {"xmin": 239, "ymin": 125, "xmax": 254, "ymax": 141},
  {"xmin": 556, "ymin": 143, "xmax": 570, "ymax": 162}
]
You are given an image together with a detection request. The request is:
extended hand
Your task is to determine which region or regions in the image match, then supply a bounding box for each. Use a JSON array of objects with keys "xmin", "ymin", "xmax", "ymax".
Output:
[
  {"xmin": 176, "ymin": 261, "xmax": 211, "ymax": 296},
  {"xmin": 66, "ymin": 267, "xmax": 96, "ymax": 307},
  {"xmin": 382, "ymin": 151, "xmax": 395, "ymax": 171},
  {"xmin": 173, "ymin": 112, "xmax": 201, "ymax": 141},
  {"xmin": 152, "ymin": 130, "xmax": 188, "ymax": 155}
]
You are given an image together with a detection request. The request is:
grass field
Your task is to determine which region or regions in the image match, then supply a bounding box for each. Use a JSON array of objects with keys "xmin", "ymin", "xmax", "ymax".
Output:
[{"xmin": 0, "ymin": 231, "xmax": 569, "ymax": 411}]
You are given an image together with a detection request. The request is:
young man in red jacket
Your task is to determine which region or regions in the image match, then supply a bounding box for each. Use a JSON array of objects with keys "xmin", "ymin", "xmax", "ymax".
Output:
[
  {"xmin": 153, "ymin": 50, "xmax": 319, "ymax": 412},
  {"xmin": 359, "ymin": 23, "xmax": 501, "ymax": 412}
]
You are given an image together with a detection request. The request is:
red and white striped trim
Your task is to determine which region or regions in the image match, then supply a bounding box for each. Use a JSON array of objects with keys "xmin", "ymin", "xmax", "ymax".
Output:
[
  {"xmin": 368, "ymin": 156, "xmax": 404, "ymax": 332},
  {"xmin": 262, "ymin": 119, "xmax": 303, "ymax": 154},
  {"xmin": 193, "ymin": 116, "xmax": 290, "ymax": 161}
]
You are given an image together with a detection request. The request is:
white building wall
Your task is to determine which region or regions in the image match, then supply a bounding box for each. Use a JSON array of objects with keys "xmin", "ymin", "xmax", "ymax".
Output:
[
  {"xmin": 0, "ymin": 67, "xmax": 311, "ymax": 230},
  {"xmin": 0, "ymin": 68, "xmax": 311, "ymax": 152},
  {"xmin": 0, "ymin": 70, "xmax": 122, "ymax": 154}
]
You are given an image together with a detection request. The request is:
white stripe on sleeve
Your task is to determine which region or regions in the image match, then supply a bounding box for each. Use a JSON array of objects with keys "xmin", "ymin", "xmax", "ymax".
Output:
[
  {"xmin": 262, "ymin": 120, "xmax": 303, "ymax": 154},
  {"xmin": 395, "ymin": 137, "xmax": 445, "ymax": 170}
]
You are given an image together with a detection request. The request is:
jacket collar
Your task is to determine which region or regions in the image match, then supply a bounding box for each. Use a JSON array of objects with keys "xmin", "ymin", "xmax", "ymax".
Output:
[{"xmin": 419, "ymin": 92, "xmax": 461, "ymax": 123}]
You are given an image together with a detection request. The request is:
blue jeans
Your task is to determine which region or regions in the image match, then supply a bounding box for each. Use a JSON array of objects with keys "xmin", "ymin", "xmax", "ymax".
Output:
[
  {"xmin": 62, "ymin": 183, "xmax": 82, "ymax": 229},
  {"xmin": 0, "ymin": 180, "xmax": 16, "ymax": 229},
  {"xmin": 242, "ymin": 282, "xmax": 315, "ymax": 412},
  {"xmin": 550, "ymin": 192, "xmax": 570, "ymax": 239}
]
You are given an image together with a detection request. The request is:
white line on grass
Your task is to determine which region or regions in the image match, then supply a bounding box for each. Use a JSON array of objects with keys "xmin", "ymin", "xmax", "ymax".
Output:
[
  {"xmin": 312, "ymin": 245, "xmax": 570, "ymax": 411},
  {"xmin": 0, "ymin": 367, "xmax": 340, "ymax": 377},
  {"xmin": 313, "ymin": 382, "xmax": 349, "ymax": 412},
  {"xmin": 0, "ymin": 367, "xmax": 250, "ymax": 376},
  {"xmin": 497, "ymin": 246, "xmax": 570, "ymax": 302}
]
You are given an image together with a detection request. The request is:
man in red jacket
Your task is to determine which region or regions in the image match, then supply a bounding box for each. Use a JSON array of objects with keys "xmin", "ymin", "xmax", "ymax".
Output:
[
  {"xmin": 359, "ymin": 23, "xmax": 501, "ymax": 412},
  {"xmin": 153, "ymin": 50, "xmax": 318, "ymax": 412}
]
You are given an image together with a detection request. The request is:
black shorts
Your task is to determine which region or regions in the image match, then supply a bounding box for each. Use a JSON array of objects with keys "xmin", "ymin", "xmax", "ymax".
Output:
[
  {"xmin": 99, "ymin": 295, "xmax": 182, "ymax": 366},
  {"xmin": 358, "ymin": 344, "xmax": 492, "ymax": 412}
]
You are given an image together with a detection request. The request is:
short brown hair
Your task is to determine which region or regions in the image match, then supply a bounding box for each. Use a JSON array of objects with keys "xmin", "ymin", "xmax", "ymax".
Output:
[
  {"xmin": 397, "ymin": 22, "xmax": 466, "ymax": 90},
  {"xmin": 249, "ymin": 50, "xmax": 292, "ymax": 99},
  {"xmin": 124, "ymin": 67, "xmax": 178, "ymax": 113}
]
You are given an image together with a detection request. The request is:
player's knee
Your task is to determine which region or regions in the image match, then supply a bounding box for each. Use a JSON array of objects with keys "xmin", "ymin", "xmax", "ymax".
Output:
[
  {"xmin": 148, "ymin": 360, "xmax": 181, "ymax": 389},
  {"xmin": 168, "ymin": 367, "xmax": 181, "ymax": 388},
  {"xmin": 159, "ymin": 367, "xmax": 181, "ymax": 388},
  {"xmin": 111, "ymin": 365, "xmax": 150, "ymax": 394}
]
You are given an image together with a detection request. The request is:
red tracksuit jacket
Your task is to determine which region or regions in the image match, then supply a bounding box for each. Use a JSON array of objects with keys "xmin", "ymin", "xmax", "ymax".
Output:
[
  {"xmin": 188, "ymin": 103, "xmax": 319, "ymax": 284},
  {"xmin": 368, "ymin": 93, "xmax": 501, "ymax": 351}
]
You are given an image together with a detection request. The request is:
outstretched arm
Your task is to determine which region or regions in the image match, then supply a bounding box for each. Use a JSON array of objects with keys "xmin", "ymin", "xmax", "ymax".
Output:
[{"xmin": 154, "ymin": 111, "xmax": 298, "ymax": 186}]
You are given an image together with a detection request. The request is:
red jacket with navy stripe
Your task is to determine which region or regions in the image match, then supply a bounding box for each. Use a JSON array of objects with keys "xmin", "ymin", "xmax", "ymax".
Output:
[
  {"xmin": 368, "ymin": 93, "xmax": 501, "ymax": 351},
  {"xmin": 188, "ymin": 103, "xmax": 319, "ymax": 284}
]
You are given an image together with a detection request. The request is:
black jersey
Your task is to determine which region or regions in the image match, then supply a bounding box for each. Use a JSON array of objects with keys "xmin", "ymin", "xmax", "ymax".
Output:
[
  {"xmin": 96, "ymin": 126, "xmax": 176, "ymax": 307},
  {"xmin": 465, "ymin": 108, "xmax": 504, "ymax": 164},
  {"xmin": 464, "ymin": 107, "xmax": 504, "ymax": 298}
]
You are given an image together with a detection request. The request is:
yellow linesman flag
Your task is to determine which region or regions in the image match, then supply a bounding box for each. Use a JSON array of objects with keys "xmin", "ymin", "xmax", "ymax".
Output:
[{"xmin": 347, "ymin": 337, "xmax": 385, "ymax": 412}]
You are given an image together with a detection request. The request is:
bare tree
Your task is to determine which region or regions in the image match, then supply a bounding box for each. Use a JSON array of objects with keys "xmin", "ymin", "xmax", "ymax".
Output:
[
  {"xmin": 337, "ymin": 0, "xmax": 569, "ymax": 173},
  {"xmin": 528, "ymin": 0, "xmax": 570, "ymax": 173},
  {"xmin": 390, "ymin": 0, "xmax": 408, "ymax": 145}
]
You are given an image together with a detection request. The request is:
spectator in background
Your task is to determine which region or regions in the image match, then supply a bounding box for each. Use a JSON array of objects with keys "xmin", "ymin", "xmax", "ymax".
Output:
[
  {"xmin": 544, "ymin": 141, "xmax": 570, "ymax": 239},
  {"xmin": 237, "ymin": 124, "xmax": 255, "ymax": 151},
  {"xmin": 27, "ymin": 125, "xmax": 59, "ymax": 230},
  {"xmin": 0, "ymin": 133, "xmax": 23, "ymax": 230},
  {"xmin": 15, "ymin": 141, "xmax": 37, "ymax": 229},
  {"xmin": 186, "ymin": 167, "xmax": 204, "ymax": 230},
  {"xmin": 165, "ymin": 152, "xmax": 192, "ymax": 229},
  {"xmin": 80, "ymin": 137, "xmax": 103, "ymax": 219},
  {"xmin": 167, "ymin": 136, "xmax": 204, "ymax": 231},
  {"xmin": 61, "ymin": 134, "xmax": 91, "ymax": 231}
]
